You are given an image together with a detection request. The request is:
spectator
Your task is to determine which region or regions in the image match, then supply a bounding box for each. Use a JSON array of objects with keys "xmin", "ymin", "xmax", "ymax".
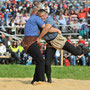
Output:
[
  {"xmin": 63, "ymin": 9, "xmax": 70, "ymax": 23},
  {"xmin": 51, "ymin": 5, "xmax": 58, "ymax": 15},
  {"xmin": 11, "ymin": 8, "xmax": 17, "ymax": 19},
  {"xmin": 18, "ymin": 39, "xmax": 24, "ymax": 59},
  {"xmin": 17, "ymin": 20, "xmax": 25, "ymax": 34},
  {"xmin": 74, "ymin": 4, "xmax": 80, "ymax": 15},
  {"xmin": 83, "ymin": 4, "xmax": 89, "ymax": 13},
  {"xmin": 55, "ymin": 49, "xmax": 61, "ymax": 65},
  {"xmin": 33, "ymin": 1, "xmax": 40, "ymax": 9},
  {"xmin": 87, "ymin": 9, "xmax": 90, "ymax": 24},
  {"xmin": 67, "ymin": 35, "xmax": 73, "ymax": 44},
  {"xmin": 70, "ymin": 42, "xmax": 77, "ymax": 66},
  {"xmin": 22, "ymin": 12, "xmax": 29, "ymax": 22},
  {"xmin": 78, "ymin": 19, "xmax": 85, "ymax": 31},
  {"xmin": 0, "ymin": 16, "xmax": 7, "ymax": 32},
  {"xmin": 43, "ymin": 3, "xmax": 50, "ymax": 14},
  {"xmin": 1, "ymin": 33, "xmax": 8, "ymax": 48},
  {"xmin": 78, "ymin": 54, "xmax": 86, "ymax": 66},
  {"xmin": 21, "ymin": 53, "xmax": 31, "ymax": 65},
  {"xmin": 79, "ymin": 24, "xmax": 89, "ymax": 38},
  {"xmin": 4, "ymin": 9, "xmax": 10, "ymax": 25},
  {"xmin": 57, "ymin": 10, "xmax": 67, "ymax": 32},
  {"xmin": 26, "ymin": 55, "xmax": 32, "ymax": 65},
  {"xmin": 26, "ymin": 0, "xmax": 31, "ymax": 13},
  {"xmin": 78, "ymin": 36, "xmax": 85, "ymax": 45},
  {"xmin": 40, "ymin": 0, "xmax": 45, "ymax": 9},
  {"xmin": 58, "ymin": 2, "xmax": 63, "ymax": 9},
  {"xmin": 70, "ymin": 9, "xmax": 78, "ymax": 22},
  {"xmin": 78, "ymin": 8, "xmax": 87, "ymax": 20},
  {"xmin": 10, "ymin": 40, "xmax": 19, "ymax": 64},
  {"xmin": 15, "ymin": 14, "xmax": 25, "ymax": 25},
  {"xmin": 7, "ymin": 36, "xmax": 13, "ymax": 48},
  {"xmin": 0, "ymin": 15, "xmax": 6, "ymax": 26},
  {"xmin": 0, "ymin": 39, "xmax": 6, "ymax": 56},
  {"xmin": 63, "ymin": 3, "xmax": 67, "ymax": 10},
  {"xmin": 57, "ymin": 10, "xmax": 66, "ymax": 25},
  {"xmin": 0, "ymin": 39, "xmax": 7, "ymax": 64},
  {"xmin": 9, "ymin": 19, "xmax": 16, "ymax": 34},
  {"xmin": 70, "ymin": 18, "xmax": 79, "ymax": 33}
]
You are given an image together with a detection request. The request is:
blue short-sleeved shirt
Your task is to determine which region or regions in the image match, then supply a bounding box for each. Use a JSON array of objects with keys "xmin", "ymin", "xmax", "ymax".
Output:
[
  {"xmin": 25, "ymin": 15, "xmax": 45, "ymax": 36},
  {"xmin": 43, "ymin": 16, "xmax": 58, "ymax": 41}
]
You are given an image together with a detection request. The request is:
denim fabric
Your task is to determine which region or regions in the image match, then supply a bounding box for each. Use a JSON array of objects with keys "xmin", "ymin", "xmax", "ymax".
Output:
[
  {"xmin": 70, "ymin": 55, "xmax": 76, "ymax": 66},
  {"xmin": 55, "ymin": 56, "xmax": 61, "ymax": 65},
  {"xmin": 81, "ymin": 56, "xmax": 86, "ymax": 66}
]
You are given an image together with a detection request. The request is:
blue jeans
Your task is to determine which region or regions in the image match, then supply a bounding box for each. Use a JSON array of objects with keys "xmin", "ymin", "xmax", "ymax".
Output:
[
  {"xmin": 70, "ymin": 55, "xmax": 76, "ymax": 66},
  {"xmin": 55, "ymin": 56, "xmax": 61, "ymax": 65},
  {"xmin": 81, "ymin": 56, "xmax": 86, "ymax": 66}
]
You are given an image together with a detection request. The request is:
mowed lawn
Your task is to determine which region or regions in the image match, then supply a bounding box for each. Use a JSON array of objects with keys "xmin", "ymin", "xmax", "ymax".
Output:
[{"xmin": 0, "ymin": 64, "xmax": 90, "ymax": 80}]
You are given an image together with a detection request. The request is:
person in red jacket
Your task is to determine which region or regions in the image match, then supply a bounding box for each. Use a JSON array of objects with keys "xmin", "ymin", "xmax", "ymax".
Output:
[
  {"xmin": 78, "ymin": 36, "xmax": 85, "ymax": 45},
  {"xmin": 67, "ymin": 35, "xmax": 73, "ymax": 44},
  {"xmin": 78, "ymin": 9, "xmax": 87, "ymax": 19},
  {"xmin": 83, "ymin": 4, "xmax": 89, "ymax": 13}
]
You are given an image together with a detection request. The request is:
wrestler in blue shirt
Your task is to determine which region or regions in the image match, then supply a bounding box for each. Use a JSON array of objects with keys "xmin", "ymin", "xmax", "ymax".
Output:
[{"xmin": 25, "ymin": 15, "xmax": 45, "ymax": 37}]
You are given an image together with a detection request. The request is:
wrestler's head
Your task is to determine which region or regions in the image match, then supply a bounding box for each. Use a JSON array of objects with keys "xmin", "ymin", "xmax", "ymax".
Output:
[
  {"xmin": 37, "ymin": 9, "xmax": 48, "ymax": 21},
  {"xmin": 31, "ymin": 8, "xmax": 39, "ymax": 15}
]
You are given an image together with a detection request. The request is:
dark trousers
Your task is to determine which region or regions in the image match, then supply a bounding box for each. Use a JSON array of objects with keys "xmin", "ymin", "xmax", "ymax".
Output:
[
  {"xmin": 45, "ymin": 47, "xmax": 56, "ymax": 79},
  {"xmin": 45, "ymin": 41, "xmax": 83, "ymax": 79},
  {"xmin": 63, "ymin": 41, "xmax": 83, "ymax": 56},
  {"xmin": 11, "ymin": 52, "xmax": 19, "ymax": 64},
  {"xmin": 28, "ymin": 42, "xmax": 45, "ymax": 82}
]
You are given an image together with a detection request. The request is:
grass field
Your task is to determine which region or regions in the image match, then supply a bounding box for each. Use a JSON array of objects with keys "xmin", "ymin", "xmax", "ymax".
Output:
[{"xmin": 0, "ymin": 64, "xmax": 90, "ymax": 80}]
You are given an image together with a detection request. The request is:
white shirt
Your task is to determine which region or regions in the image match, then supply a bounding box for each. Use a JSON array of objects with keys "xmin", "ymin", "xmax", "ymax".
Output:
[
  {"xmin": 0, "ymin": 45, "xmax": 6, "ymax": 55},
  {"xmin": 55, "ymin": 50, "xmax": 60, "ymax": 57}
]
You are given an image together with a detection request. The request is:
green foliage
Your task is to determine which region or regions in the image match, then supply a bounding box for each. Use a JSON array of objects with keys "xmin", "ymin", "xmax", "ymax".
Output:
[{"xmin": 0, "ymin": 65, "xmax": 90, "ymax": 80}]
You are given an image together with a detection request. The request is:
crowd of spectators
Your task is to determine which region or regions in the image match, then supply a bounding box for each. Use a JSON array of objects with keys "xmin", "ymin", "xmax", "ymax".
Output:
[
  {"xmin": 0, "ymin": 0, "xmax": 90, "ymax": 37},
  {"xmin": 0, "ymin": 0, "xmax": 90, "ymax": 65},
  {"xmin": 0, "ymin": 33, "xmax": 33, "ymax": 65}
]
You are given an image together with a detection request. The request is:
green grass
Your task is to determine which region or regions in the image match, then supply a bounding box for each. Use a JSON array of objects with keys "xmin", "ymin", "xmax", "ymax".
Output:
[
  {"xmin": 0, "ymin": 64, "xmax": 90, "ymax": 80},
  {"xmin": 52, "ymin": 66, "xmax": 90, "ymax": 80}
]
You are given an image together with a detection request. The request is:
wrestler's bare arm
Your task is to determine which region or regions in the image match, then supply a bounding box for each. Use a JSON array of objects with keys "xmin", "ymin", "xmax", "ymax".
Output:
[
  {"xmin": 39, "ymin": 24, "xmax": 61, "ymax": 39},
  {"xmin": 37, "ymin": 24, "xmax": 52, "ymax": 43},
  {"xmin": 38, "ymin": 24, "xmax": 52, "ymax": 39},
  {"xmin": 37, "ymin": 24, "xmax": 61, "ymax": 43},
  {"xmin": 48, "ymin": 27, "xmax": 61, "ymax": 34}
]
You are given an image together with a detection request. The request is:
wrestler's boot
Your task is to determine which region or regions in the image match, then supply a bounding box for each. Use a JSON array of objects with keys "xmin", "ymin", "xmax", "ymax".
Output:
[
  {"xmin": 47, "ymin": 74, "xmax": 52, "ymax": 83},
  {"xmin": 31, "ymin": 80, "xmax": 35, "ymax": 84}
]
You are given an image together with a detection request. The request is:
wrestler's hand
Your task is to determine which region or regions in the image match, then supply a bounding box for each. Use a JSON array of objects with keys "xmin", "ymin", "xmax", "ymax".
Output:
[
  {"xmin": 57, "ymin": 30, "xmax": 61, "ymax": 34},
  {"xmin": 37, "ymin": 38, "xmax": 41, "ymax": 44}
]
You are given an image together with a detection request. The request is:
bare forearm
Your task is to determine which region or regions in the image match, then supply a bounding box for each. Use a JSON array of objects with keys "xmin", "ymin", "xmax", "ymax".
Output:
[
  {"xmin": 48, "ymin": 27, "xmax": 61, "ymax": 34},
  {"xmin": 39, "ymin": 24, "xmax": 52, "ymax": 39}
]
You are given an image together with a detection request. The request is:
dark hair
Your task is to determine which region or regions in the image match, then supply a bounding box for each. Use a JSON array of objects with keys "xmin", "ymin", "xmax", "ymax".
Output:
[
  {"xmin": 37, "ymin": 9, "xmax": 48, "ymax": 16},
  {"xmin": 79, "ymin": 19, "xmax": 83, "ymax": 22},
  {"xmin": 12, "ymin": 41, "xmax": 18, "ymax": 48}
]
